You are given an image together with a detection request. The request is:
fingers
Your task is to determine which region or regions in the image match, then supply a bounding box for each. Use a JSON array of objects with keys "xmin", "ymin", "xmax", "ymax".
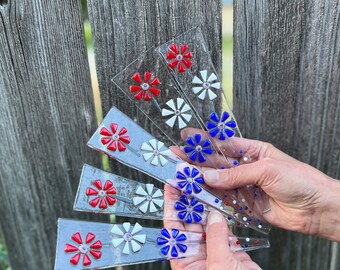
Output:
[
  {"xmin": 206, "ymin": 210, "xmax": 238, "ymax": 269},
  {"xmin": 203, "ymin": 158, "xmax": 275, "ymax": 190}
]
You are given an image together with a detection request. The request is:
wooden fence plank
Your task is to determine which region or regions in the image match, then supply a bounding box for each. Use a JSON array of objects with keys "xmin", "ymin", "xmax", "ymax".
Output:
[
  {"xmin": 87, "ymin": 1, "xmax": 222, "ymax": 269},
  {"xmin": 0, "ymin": 1, "xmax": 107, "ymax": 269},
  {"xmin": 234, "ymin": 1, "xmax": 340, "ymax": 269}
]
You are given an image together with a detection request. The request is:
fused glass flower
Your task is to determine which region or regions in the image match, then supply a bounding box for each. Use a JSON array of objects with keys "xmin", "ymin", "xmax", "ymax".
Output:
[
  {"xmin": 86, "ymin": 179, "xmax": 117, "ymax": 209},
  {"xmin": 157, "ymin": 228, "xmax": 187, "ymax": 257},
  {"xmin": 132, "ymin": 184, "xmax": 164, "ymax": 213},
  {"xmin": 141, "ymin": 139, "xmax": 172, "ymax": 166},
  {"xmin": 175, "ymin": 195, "xmax": 204, "ymax": 223},
  {"xmin": 130, "ymin": 72, "xmax": 161, "ymax": 101},
  {"xmin": 64, "ymin": 232, "xmax": 102, "ymax": 266},
  {"xmin": 184, "ymin": 134, "xmax": 213, "ymax": 163},
  {"xmin": 161, "ymin": 98, "xmax": 192, "ymax": 129},
  {"xmin": 192, "ymin": 70, "xmax": 221, "ymax": 100},
  {"xmin": 166, "ymin": 43, "xmax": 193, "ymax": 73},
  {"xmin": 176, "ymin": 166, "xmax": 204, "ymax": 194},
  {"xmin": 100, "ymin": 123, "xmax": 130, "ymax": 152},
  {"xmin": 111, "ymin": 222, "xmax": 146, "ymax": 255},
  {"xmin": 206, "ymin": 111, "xmax": 237, "ymax": 139}
]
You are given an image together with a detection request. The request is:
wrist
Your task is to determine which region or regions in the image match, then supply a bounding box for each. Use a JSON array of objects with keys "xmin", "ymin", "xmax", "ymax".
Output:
[{"xmin": 313, "ymin": 178, "xmax": 340, "ymax": 241}]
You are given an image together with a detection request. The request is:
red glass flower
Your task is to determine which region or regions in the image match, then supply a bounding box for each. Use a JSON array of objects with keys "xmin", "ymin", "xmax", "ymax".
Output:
[
  {"xmin": 100, "ymin": 123, "xmax": 130, "ymax": 152},
  {"xmin": 86, "ymin": 179, "xmax": 117, "ymax": 209},
  {"xmin": 130, "ymin": 72, "xmax": 161, "ymax": 101},
  {"xmin": 64, "ymin": 232, "xmax": 102, "ymax": 266},
  {"xmin": 166, "ymin": 44, "xmax": 193, "ymax": 73}
]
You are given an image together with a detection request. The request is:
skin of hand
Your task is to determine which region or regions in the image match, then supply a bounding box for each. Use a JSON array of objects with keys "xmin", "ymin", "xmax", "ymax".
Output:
[
  {"xmin": 164, "ymin": 185, "xmax": 261, "ymax": 270},
  {"xmin": 172, "ymin": 128, "xmax": 340, "ymax": 242}
]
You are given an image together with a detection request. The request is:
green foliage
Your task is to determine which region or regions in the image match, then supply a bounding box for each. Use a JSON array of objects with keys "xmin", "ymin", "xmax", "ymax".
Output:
[{"xmin": 0, "ymin": 231, "xmax": 10, "ymax": 270}]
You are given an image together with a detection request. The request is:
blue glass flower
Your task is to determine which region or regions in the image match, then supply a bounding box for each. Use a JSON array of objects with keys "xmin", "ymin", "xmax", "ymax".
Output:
[
  {"xmin": 183, "ymin": 134, "xmax": 213, "ymax": 162},
  {"xmin": 176, "ymin": 166, "xmax": 204, "ymax": 194},
  {"xmin": 206, "ymin": 112, "xmax": 237, "ymax": 140},
  {"xmin": 175, "ymin": 195, "xmax": 204, "ymax": 223},
  {"xmin": 157, "ymin": 228, "xmax": 187, "ymax": 257}
]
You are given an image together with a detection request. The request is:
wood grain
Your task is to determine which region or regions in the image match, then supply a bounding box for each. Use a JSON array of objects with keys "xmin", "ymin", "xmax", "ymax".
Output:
[
  {"xmin": 87, "ymin": 1, "xmax": 222, "ymax": 269},
  {"xmin": 0, "ymin": 1, "xmax": 107, "ymax": 269},
  {"xmin": 234, "ymin": 1, "xmax": 339, "ymax": 269}
]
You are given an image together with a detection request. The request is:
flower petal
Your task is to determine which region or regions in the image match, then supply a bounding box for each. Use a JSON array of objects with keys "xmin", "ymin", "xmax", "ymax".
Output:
[
  {"xmin": 132, "ymin": 72, "xmax": 142, "ymax": 83},
  {"xmin": 152, "ymin": 189, "xmax": 163, "ymax": 198},
  {"xmin": 159, "ymin": 155, "xmax": 168, "ymax": 166},
  {"xmin": 182, "ymin": 59, "xmax": 192, "ymax": 69},
  {"xmin": 70, "ymin": 253, "xmax": 81, "ymax": 265},
  {"xmin": 103, "ymin": 180, "xmax": 113, "ymax": 190},
  {"xmin": 133, "ymin": 234, "xmax": 146, "ymax": 244},
  {"xmin": 131, "ymin": 240, "xmax": 142, "ymax": 253},
  {"xmin": 131, "ymin": 223, "xmax": 143, "ymax": 235},
  {"xmin": 146, "ymin": 183, "xmax": 154, "ymax": 195},
  {"xmin": 86, "ymin": 187, "xmax": 98, "ymax": 196},
  {"xmin": 207, "ymin": 72, "xmax": 217, "ymax": 82},
  {"xmin": 138, "ymin": 201, "xmax": 149, "ymax": 213},
  {"xmin": 149, "ymin": 201, "xmax": 158, "ymax": 212},
  {"xmin": 177, "ymin": 116, "xmax": 187, "ymax": 129},
  {"xmin": 89, "ymin": 197, "xmax": 100, "ymax": 207},
  {"xmin": 144, "ymin": 72, "xmax": 151, "ymax": 82},
  {"xmin": 136, "ymin": 186, "xmax": 148, "ymax": 196},
  {"xmin": 111, "ymin": 225, "xmax": 124, "ymax": 236},
  {"xmin": 100, "ymin": 127, "xmax": 112, "ymax": 136},
  {"xmin": 208, "ymin": 89, "xmax": 217, "ymax": 100},
  {"xmin": 149, "ymin": 87, "xmax": 160, "ymax": 97},
  {"xmin": 152, "ymin": 198, "xmax": 164, "ymax": 208},
  {"xmin": 200, "ymin": 70, "xmax": 208, "ymax": 81},
  {"xmin": 90, "ymin": 240, "xmax": 102, "ymax": 249},
  {"xmin": 99, "ymin": 198, "xmax": 107, "ymax": 209},
  {"xmin": 117, "ymin": 141, "xmax": 126, "ymax": 151},
  {"xmin": 85, "ymin": 233, "xmax": 95, "ymax": 244},
  {"xmin": 122, "ymin": 241, "xmax": 130, "ymax": 254},
  {"xmin": 162, "ymin": 108, "xmax": 175, "ymax": 117},
  {"xmin": 149, "ymin": 78, "xmax": 160, "ymax": 86},
  {"xmin": 132, "ymin": 196, "xmax": 146, "ymax": 206},
  {"xmin": 177, "ymin": 62, "xmax": 185, "ymax": 73},
  {"xmin": 123, "ymin": 222, "xmax": 131, "ymax": 233},
  {"xmin": 64, "ymin": 244, "xmax": 78, "ymax": 253},
  {"xmin": 198, "ymin": 89, "xmax": 207, "ymax": 100},
  {"xmin": 134, "ymin": 90, "xmax": 144, "ymax": 100},
  {"xmin": 106, "ymin": 195, "xmax": 116, "ymax": 205},
  {"xmin": 112, "ymin": 237, "xmax": 124, "ymax": 247},
  {"xmin": 89, "ymin": 250, "xmax": 102, "ymax": 259},
  {"xmin": 166, "ymin": 51, "xmax": 177, "ymax": 59},
  {"xmin": 110, "ymin": 123, "xmax": 118, "ymax": 134},
  {"xmin": 130, "ymin": 85, "xmax": 141, "ymax": 92},
  {"xmin": 165, "ymin": 115, "xmax": 177, "ymax": 128},
  {"xmin": 192, "ymin": 76, "xmax": 203, "ymax": 84},
  {"xmin": 71, "ymin": 232, "xmax": 83, "ymax": 245},
  {"xmin": 169, "ymin": 43, "xmax": 179, "ymax": 54}
]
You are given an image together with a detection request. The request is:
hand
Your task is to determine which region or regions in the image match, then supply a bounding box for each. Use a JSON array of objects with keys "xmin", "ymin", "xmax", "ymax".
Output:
[
  {"xmin": 175, "ymin": 128, "xmax": 340, "ymax": 241},
  {"xmin": 164, "ymin": 184, "xmax": 261, "ymax": 270},
  {"xmin": 204, "ymin": 140, "xmax": 340, "ymax": 240}
]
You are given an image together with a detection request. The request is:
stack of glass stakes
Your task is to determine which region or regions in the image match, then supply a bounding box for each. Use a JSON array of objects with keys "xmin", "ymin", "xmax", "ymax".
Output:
[{"xmin": 54, "ymin": 27, "xmax": 271, "ymax": 270}]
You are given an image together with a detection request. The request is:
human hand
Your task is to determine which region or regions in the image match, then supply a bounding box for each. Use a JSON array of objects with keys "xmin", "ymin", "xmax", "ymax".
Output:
[
  {"xmin": 172, "ymin": 128, "xmax": 340, "ymax": 241},
  {"xmin": 164, "ymin": 185, "xmax": 261, "ymax": 270}
]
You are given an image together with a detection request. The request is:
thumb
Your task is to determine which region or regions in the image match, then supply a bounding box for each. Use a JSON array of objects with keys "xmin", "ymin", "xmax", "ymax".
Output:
[
  {"xmin": 203, "ymin": 159, "xmax": 272, "ymax": 189},
  {"xmin": 206, "ymin": 210, "xmax": 237, "ymax": 269}
]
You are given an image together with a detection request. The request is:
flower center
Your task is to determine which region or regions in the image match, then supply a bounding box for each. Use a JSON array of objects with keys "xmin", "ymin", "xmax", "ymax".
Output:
[
  {"xmin": 123, "ymin": 232, "xmax": 133, "ymax": 242},
  {"xmin": 203, "ymin": 82, "xmax": 210, "ymax": 89},
  {"xmin": 195, "ymin": 145, "xmax": 202, "ymax": 152},
  {"xmin": 175, "ymin": 109, "xmax": 181, "ymax": 116},
  {"xmin": 98, "ymin": 190, "xmax": 106, "ymax": 197},
  {"xmin": 217, "ymin": 122, "xmax": 225, "ymax": 129},
  {"xmin": 146, "ymin": 195, "xmax": 152, "ymax": 201},
  {"xmin": 176, "ymin": 54, "xmax": 183, "ymax": 61},
  {"xmin": 141, "ymin": 83, "xmax": 149, "ymax": 90},
  {"xmin": 112, "ymin": 134, "xmax": 120, "ymax": 141},
  {"xmin": 186, "ymin": 205, "xmax": 193, "ymax": 213},
  {"xmin": 186, "ymin": 177, "xmax": 193, "ymax": 183},
  {"xmin": 169, "ymin": 238, "xmax": 177, "ymax": 246},
  {"xmin": 153, "ymin": 149, "xmax": 160, "ymax": 156},
  {"xmin": 78, "ymin": 244, "xmax": 89, "ymax": 254}
]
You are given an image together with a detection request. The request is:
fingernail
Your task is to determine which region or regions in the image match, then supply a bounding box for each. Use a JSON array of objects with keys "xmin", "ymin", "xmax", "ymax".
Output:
[
  {"xmin": 207, "ymin": 210, "xmax": 223, "ymax": 226},
  {"xmin": 204, "ymin": 170, "xmax": 219, "ymax": 183}
]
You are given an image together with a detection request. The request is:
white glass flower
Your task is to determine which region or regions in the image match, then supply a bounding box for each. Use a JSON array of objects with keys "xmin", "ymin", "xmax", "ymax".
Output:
[
  {"xmin": 161, "ymin": 98, "xmax": 192, "ymax": 129},
  {"xmin": 141, "ymin": 139, "xmax": 172, "ymax": 166},
  {"xmin": 133, "ymin": 184, "xmax": 164, "ymax": 213},
  {"xmin": 192, "ymin": 70, "xmax": 221, "ymax": 100},
  {"xmin": 111, "ymin": 222, "xmax": 146, "ymax": 254}
]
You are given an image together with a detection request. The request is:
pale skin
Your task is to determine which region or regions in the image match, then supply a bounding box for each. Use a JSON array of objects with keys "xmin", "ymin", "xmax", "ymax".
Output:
[{"xmin": 167, "ymin": 128, "xmax": 340, "ymax": 270}]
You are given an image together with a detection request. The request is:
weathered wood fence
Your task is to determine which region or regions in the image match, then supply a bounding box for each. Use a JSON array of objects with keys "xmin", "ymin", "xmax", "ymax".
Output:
[{"xmin": 0, "ymin": 1, "xmax": 339, "ymax": 270}]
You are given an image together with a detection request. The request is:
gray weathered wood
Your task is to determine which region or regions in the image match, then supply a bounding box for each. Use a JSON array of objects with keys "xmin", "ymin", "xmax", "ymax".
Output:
[
  {"xmin": 234, "ymin": 1, "xmax": 340, "ymax": 269},
  {"xmin": 87, "ymin": 1, "xmax": 222, "ymax": 269},
  {"xmin": 0, "ymin": 1, "xmax": 107, "ymax": 269}
]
